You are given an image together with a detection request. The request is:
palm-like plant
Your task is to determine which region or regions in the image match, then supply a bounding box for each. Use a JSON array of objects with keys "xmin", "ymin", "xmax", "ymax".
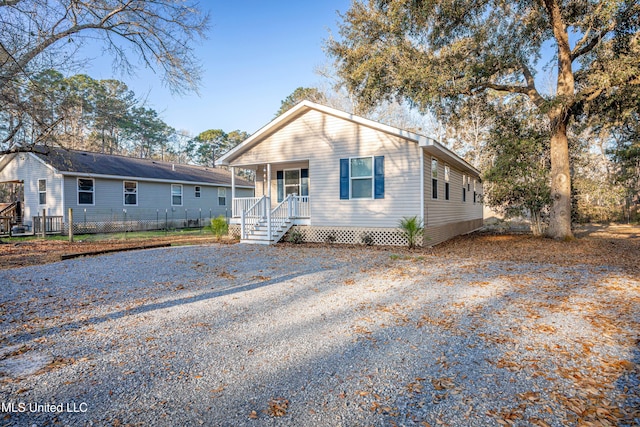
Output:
[{"xmin": 398, "ymin": 216, "xmax": 424, "ymax": 249}]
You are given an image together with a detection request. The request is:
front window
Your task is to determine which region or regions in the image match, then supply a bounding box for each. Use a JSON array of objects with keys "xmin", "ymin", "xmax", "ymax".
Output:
[
  {"xmin": 218, "ymin": 188, "xmax": 226, "ymax": 206},
  {"xmin": 350, "ymin": 157, "xmax": 373, "ymax": 199},
  {"xmin": 124, "ymin": 181, "xmax": 137, "ymax": 206},
  {"xmin": 78, "ymin": 178, "xmax": 94, "ymax": 205},
  {"xmin": 38, "ymin": 179, "xmax": 46, "ymax": 205},
  {"xmin": 171, "ymin": 184, "xmax": 183, "ymax": 206},
  {"xmin": 195, "ymin": 186, "xmax": 201, "ymax": 198}
]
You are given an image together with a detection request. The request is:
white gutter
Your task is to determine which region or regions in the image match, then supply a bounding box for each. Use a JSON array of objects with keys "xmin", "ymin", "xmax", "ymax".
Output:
[{"xmin": 418, "ymin": 137, "xmax": 481, "ymax": 178}]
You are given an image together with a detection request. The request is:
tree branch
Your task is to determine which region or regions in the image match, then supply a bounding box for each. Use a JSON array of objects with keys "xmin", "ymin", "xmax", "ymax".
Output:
[{"xmin": 571, "ymin": 26, "xmax": 611, "ymax": 61}]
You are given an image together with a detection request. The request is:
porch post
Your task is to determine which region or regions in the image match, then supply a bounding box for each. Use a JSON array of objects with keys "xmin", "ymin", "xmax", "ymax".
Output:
[
  {"xmin": 266, "ymin": 163, "xmax": 272, "ymax": 201},
  {"xmin": 266, "ymin": 163, "xmax": 272, "ymax": 240},
  {"xmin": 230, "ymin": 167, "xmax": 236, "ymax": 217}
]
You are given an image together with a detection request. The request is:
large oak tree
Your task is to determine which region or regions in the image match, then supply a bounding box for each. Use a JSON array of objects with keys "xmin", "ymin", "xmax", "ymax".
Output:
[{"xmin": 328, "ymin": 0, "xmax": 640, "ymax": 239}]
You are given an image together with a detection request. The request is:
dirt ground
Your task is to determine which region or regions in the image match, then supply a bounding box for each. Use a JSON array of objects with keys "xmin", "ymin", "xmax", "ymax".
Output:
[
  {"xmin": 0, "ymin": 234, "xmax": 232, "ymax": 270},
  {"xmin": 0, "ymin": 223, "xmax": 638, "ymax": 273}
]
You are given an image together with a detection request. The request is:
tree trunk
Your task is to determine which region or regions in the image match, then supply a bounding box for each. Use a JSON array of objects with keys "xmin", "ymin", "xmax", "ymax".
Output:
[
  {"xmin": 547, "ymin": 117, "xmax": 574, "ymax": 239},
  {"xmin": 529, "ymin": 209, "xmax": 543, "ymax": 237}
]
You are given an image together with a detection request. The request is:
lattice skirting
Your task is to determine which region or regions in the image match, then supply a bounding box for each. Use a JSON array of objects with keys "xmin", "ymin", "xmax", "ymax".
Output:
[
  {"xmin": 285, "ymin": 225, "xmax": 420, "ymax": 247},
  {"xmin": 228, "ymin": 224, "xmax": 241, "ymax": 239}
]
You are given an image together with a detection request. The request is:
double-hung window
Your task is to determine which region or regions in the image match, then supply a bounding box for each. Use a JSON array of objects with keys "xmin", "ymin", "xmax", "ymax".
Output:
[
  {"xmin": 195, "ymin": 186, "xmax": 201, "ymax": 198},
  {"xmin": 38, "ymin": 179, "xmax": 47, "ymax": 205},
  {"xmin": 340, "ymin": 156, "xmax": 384, "ymax": 200},
  {"xmin": 462, "ymin": 174, "xmax": 467, "ymax": 202},
  {"xmin": 218, "ymin": 188, "xmax": 226, "ymax": 206},
  {"xmin": 78, "ymin": 178, "xmax": 95, "ymax": 205},
  {"xmin": 171, "ymin": 184, "xmax": 183, "ymax": 206},
  {"xmin": 350, "ymin": 157, "xmax": 373, "ymax": 199},
  {"xmin": 431, "ymin": 158, "xmax": 438, "ymax": 199},
  {"xmin": 124, "ymin": 181, "xmax": 137, "ymax": 206},
  {"xmin": 473, "ymin": 180, "xmax": 477, "ymax": 204},
  {"xmin": 444, "ymin": 165, "xmax": 450, "ymax": 201}
]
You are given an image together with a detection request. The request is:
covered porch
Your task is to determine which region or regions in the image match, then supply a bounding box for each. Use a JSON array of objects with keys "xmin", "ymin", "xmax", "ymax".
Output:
[
  {"xmin": 228, "ymin": 161, "xmax": 310, "ymax": 223},
  {"xmin": 228, "ymin": 161, "xmax": 310, "ymax": 243}
]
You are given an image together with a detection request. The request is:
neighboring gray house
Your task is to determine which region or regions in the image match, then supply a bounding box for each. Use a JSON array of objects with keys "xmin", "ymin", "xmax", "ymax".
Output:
[
  {"xmin": 216, "ymin": 101, "xmax": 483, "ymax": 246},
  {"xmin": 0, "ymin": 147, "xmax": 253, "ymax": 233}
]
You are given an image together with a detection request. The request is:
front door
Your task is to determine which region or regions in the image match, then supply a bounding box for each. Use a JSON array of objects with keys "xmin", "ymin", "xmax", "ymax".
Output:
[
  {"xmin": 277, "ymin": 168, "xmax": 308, "ymax": 202},
  {"xmin": 285, "ymin": 169, "xmax": 300, "ymax": 197}
]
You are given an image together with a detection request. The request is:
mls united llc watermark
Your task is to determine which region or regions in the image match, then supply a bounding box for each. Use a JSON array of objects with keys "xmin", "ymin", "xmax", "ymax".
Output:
[{"xmin": 1, "ymin": 401, "xmax": 88, "ymax": 413}]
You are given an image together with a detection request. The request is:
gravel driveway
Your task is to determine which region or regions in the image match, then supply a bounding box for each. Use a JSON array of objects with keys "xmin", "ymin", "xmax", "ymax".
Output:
[{"xmin": 1, "ymin": 244, "xmax": 638, "ymax": 426}]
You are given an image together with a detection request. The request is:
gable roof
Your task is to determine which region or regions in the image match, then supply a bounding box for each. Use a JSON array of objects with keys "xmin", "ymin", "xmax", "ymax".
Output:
[
  {"xmin": 28, "ymin": 147, "xmax": 253, "ymax": 187},
  {"xmin": 216, "ymin": 100, "xmax": 481, "ymax": 177}
]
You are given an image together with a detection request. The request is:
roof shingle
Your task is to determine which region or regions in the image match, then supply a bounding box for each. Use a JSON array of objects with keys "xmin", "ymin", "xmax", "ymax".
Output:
[{"xmin": 32, "ymin": 147, "xmax": 253, "ymax": 187}]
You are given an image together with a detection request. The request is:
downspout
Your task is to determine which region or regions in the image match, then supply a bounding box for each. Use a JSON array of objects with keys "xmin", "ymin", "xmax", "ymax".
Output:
[
  {"xmin": 420, "ymin": 149, "xmax": 426, "ymax": 247},
  {"xmin": 231, "ymin": 167, "xmax": 236, "ymax": 217},
  {"xmin": 419, "ymin": 149, "xmax": 425, "ymax": 222},
  {"xmin": 266, "ymin": 163, "xmax": 272, "ymax": 240},
  {"xmin": 60, "ymin": 173, "xmax": 65, "ymax": 224}
]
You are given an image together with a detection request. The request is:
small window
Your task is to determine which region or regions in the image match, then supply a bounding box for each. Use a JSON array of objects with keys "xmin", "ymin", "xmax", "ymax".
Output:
[
  {"xmin": 38, "ymin": 179, "xmax": 46, "ymax": 205},
  {"xmin": 78, "ymin": 178, "xmax": 94, "ymax": 205},
  {"xmin": 351, "ymin": 157, "xmax": 373, "ymax": 199},
  {"xmin": 462, "ymin": 174, "xmax": 467, "ymax": 202},
  {"xmin": 473, "ymin": 179, "xmax": 477, "ymax": 204},
  {"xmin": 171, "ymin": 184, "xmax": 183, "ymax": 206},
  {"xmin": 124, "ymin": 181, "xmax": 137, "ymax": 206},
  {"xmin": 431, "ymin": 158, "xmax": 438, "ymax": 199},
  {"xmin": 444, "ymin": 165, "xmax": 450, "ymax": 201},
  {"xmin": 195, "ymin": 186, "xmax": 201, "ymax": 198},
  {"xmin": 218, "ymin": 188, "xmax": 226, "ymax": 206}
]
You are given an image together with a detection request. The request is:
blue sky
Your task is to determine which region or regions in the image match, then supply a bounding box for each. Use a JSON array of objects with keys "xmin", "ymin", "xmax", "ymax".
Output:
[{"xmin": 82, "ymin": 1, "xmax": 352, "ymax": 137}]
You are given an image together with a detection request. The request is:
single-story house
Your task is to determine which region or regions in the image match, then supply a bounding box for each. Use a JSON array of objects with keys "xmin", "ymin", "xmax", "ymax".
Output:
[
  {"xmin": 0, "ymin": 147, "xmax": 254, "ymax": 233},
  {"xmin": 216, "ymin": 101, "xmax": 483, "ymax": 246}
]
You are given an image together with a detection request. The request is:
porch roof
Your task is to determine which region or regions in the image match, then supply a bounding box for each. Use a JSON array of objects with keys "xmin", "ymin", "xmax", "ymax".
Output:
[{"xmin": 216, "ymin": 101, "xmax": 481, "ymax": 178}]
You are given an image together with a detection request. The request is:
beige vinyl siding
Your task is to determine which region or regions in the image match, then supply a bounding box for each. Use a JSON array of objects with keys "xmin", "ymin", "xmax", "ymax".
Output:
[
  {"xmin": 423, "ymin": 151, "xmax": 483, "ymax": 245},
  {"xmin": 233, "ymin": 109, "xmax": 422, "ymax": 227},
  {"xmin": 0, "ymin": 153, "xmax": 64, "ymax": 224}
]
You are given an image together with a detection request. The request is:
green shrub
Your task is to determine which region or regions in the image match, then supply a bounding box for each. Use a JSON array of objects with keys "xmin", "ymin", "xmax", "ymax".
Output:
[
  {"xmin": 398, "ymin": 216, "xmax": 424, "ymax": 249},
  {"xmin": 360, "ymin": 232, "xmax": 374, "ymax": 246},
  {"xmin": 210, "ymin": 215, "xmax": 228, "ymax": 240},
  {"xmin": 287, "ymin": 229, "xmax": 304, "ymax": 244},
  {"xmin": 325, "ymin": 232, "xmax": 337, "ymax": 244}
]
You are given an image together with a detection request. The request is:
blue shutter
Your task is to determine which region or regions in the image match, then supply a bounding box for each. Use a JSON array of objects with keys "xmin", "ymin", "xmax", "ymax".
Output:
[
  {"xmin": 374, "ymin": 156, "xmax": 384, "ymax": 199},
  {"xmin": 301, "ymin": 169, "xmax": 309, "ymax": 196},
  {"xmin": 276, "ymin": 170, "xmax": 284, "ymax": 202},
  {"xmin": 340, "ymin": 159, "xmax": 349, "ymax": 200}
]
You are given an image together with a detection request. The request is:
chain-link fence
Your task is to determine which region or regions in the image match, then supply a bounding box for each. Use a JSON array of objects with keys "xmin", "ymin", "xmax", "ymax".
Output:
[{"xmin": 32, "ymin": 208, "xmax": 231, "ymax": 235}]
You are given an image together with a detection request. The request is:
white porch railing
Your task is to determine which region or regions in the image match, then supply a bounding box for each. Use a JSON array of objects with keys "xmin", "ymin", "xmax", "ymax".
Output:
[
  {"xmin": 271, "ymin": 194, "xmax": 294, "ymax": 230},
  {"xmin": 240, "ymin": 196, "xmax": 268, "ymax": 239},
  {"xmin": 239, "ymin": 195, "xmax": 310, "ymax": 242},
  {"xmin": 233, "ymin": 197, "xmax": 261, "ymax": 218},
  {"xmin": 292, "ymin": 195, "xmax": 310, "ymax": 218}
]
